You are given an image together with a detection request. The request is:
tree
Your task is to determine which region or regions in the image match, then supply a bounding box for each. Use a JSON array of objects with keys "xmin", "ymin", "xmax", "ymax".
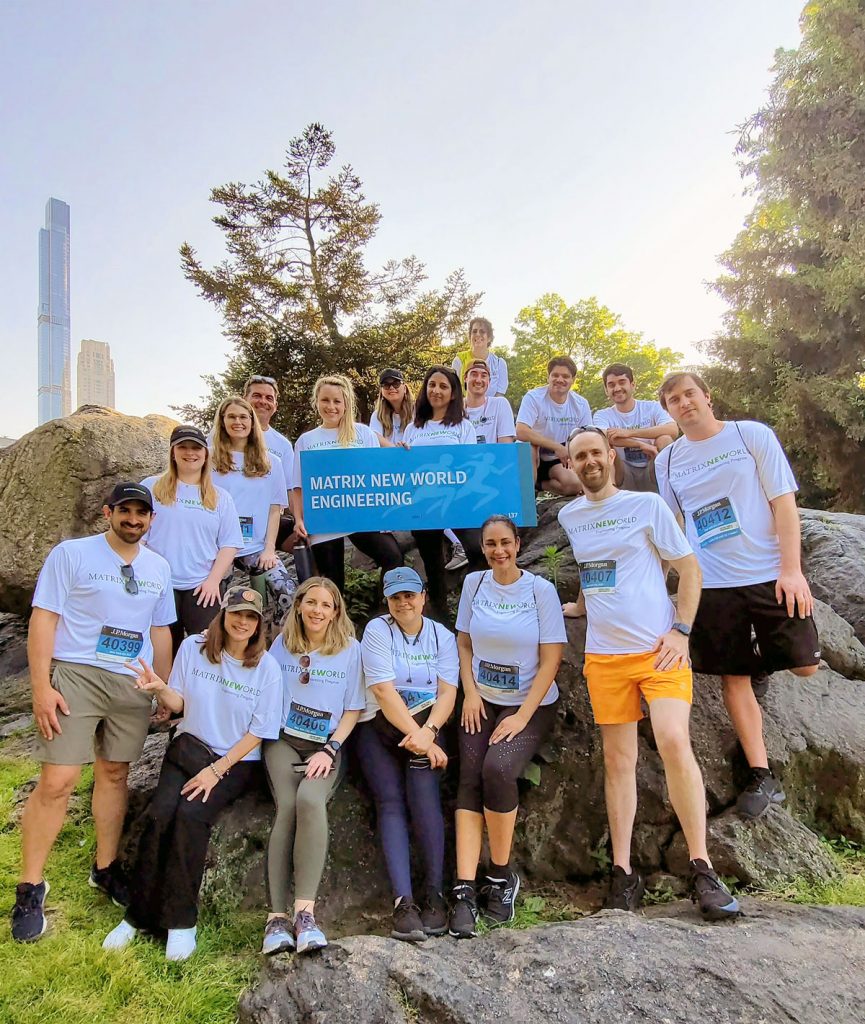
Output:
[
  {"xmin": 508, "ymin": 293, "xmax": 682, "ymax": 410},
  {"xmin": 705, "ymin": 0, "xmax": 865, "ymax": 511},
  {"xmin": 177, "ymin": 123, "xmax": 480, "ymax": 435}
]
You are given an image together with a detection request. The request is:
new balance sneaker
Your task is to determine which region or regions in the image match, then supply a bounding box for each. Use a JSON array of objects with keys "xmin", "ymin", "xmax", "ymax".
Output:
[
  {"xmin": 689, "ymin": 859, "xmax": 740, "ymax": 921},
  {"xmin": 294, "ymin": 910, "xmax": 327, "ymax": 953},
  {"xmin": 482, "ymin": 870, "xmax": 520, "ymax": 925},
  {"xmin": 604, "ymin": 866, "xmax": 645, "ymax": 912},
  {"xmin": 736, "ymin": 769, "xmax": 785, "ymax": 819},
  {"xmin": 445, "ymin": 543, "xmax": 468, "ymax": 571},
  {"xmin": 448, "ymin": 883, "xmax": 479, "ymax": 939},
  {"xmin": 261, "ymin": 915, "xmax": 295, "ymax": 955},
  {"xmin": 11, "ymin": 880, "xmax": 49, "ymax": 943},
  {"xmin": 166, "ymin": 926, "xmax": 197, "ymax": 961},
  {"xmin": 391, "ymin": 898, "xmax": 426, "ymax": 943},
  {"xmin": 89, "ymin": 860, "xmax": 130, "ymax": 907},
  {"xmin": 420, "ymin": 890, "xmax": 449, "ymax": 937}
]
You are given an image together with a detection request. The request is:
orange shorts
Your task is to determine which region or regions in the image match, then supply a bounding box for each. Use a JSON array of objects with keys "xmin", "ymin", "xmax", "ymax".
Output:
[{"xmin": 583, "ymin": 651, "xmax": 692, "ymax": 725}]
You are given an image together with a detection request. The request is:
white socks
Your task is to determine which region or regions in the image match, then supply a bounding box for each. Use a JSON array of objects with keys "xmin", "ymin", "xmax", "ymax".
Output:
[
  {"xmin": 166, "ymin": 926, "xmax": 197, "ymax": 961},
  {"xmin": 102, "ymin": 919, "xmax": 137, "ymax": 950}
]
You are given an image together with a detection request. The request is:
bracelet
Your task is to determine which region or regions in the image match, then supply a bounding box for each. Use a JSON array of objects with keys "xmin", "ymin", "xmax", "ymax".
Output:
[
  {"xmin": 322, "ymin": 745, "xmax": 337, "ymax": 761},
  {"xmin": 209, "ymin": 763, "xmax": 224, "ymax": 780},
  {"xmin": 423, "ymin": 722, "xmax": 440, "ymax": 738}
]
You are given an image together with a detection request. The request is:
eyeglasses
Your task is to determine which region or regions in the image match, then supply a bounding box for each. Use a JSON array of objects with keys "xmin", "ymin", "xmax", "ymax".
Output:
[
  {"xmin": 248, "ymin": 375, "xmax": 277, "ymax": 385},
  {"xmin": 299, "ymin": 654, "xmax": 311, "ymax": 685},
  {"xmin": 567, "ymin": 425, "xmax": 607, "ymax": 442},
  {"xmin": 120, "ymin": 564, "xmax": 138, "ymax": 596},
  {"xmin": 381, "ymin": 379, "xmax": 402, "ymax": 390}
]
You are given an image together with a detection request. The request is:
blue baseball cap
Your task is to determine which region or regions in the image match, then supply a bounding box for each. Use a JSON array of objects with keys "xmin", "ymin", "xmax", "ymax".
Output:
[{"xmin": 383, "ymin": 567, "xmax": 424, "ymax": 597}]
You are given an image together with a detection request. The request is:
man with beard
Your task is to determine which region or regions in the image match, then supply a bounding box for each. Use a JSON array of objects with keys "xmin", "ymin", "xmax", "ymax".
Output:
[
  {"xmin": 11, "ymin": 483, "xmax": 175, "ymax": 942},
  {"xmin": 558, "ymin": 428, "xmax": 738, "ymax": 920}
]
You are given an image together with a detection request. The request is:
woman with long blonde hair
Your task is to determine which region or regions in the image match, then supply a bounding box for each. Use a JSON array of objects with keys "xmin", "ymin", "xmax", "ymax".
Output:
[
  {"xmin": 260, "ymin": 576, "xmax": 365, "ymax": 955},
  {"xmin": 142, "ymin": 425, "xmax": 243, "ymax": 654},
  {"xmin": 370, "ymin": 367, "xmax": 415, "ymax": 444},
  {"xmin": 291, "ymin": 374, "xmax": 403, "ymax": 592}
]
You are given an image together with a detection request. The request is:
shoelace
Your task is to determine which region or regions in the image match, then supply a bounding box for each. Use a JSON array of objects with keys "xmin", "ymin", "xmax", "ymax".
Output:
[
  {"xmin": 295, "ymin": 911, "xmax": 317, "ymax": 932},
  {"xmin": 453, "ymin": 885, "xmax": 475, "ymax": 904},
  {"xmin": 692, "ymin": 868, "xmax": 723, "ymax": 894},
  {"xmin": 15, "ymin": 886, "xmax": 42, "ymax": 913}
]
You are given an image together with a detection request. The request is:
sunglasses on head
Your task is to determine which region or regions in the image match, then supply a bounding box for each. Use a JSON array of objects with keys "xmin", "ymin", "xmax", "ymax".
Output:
[
  {"xmin": 299, "ymin": 654, "xmax": 311, "ymax": 685},
  {"xmin": 567, "ymin": 425, "xmax": 607, "ymax": 442},
  {"xmin": 248, "ymin": 375, "xmax": 277, "ymax": 386},
  {"xmin": 120, "ymin": 564, "xmax": 138, "ymax": 596}
]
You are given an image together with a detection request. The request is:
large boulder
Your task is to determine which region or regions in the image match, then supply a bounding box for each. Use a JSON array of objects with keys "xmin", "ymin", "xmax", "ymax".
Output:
[
  {"xmin": 801, "ymin": 508, "xmax": 865, "ymax": 643},
  {"xmin": 0, "ymin": 406, "xmax": 176, "ymax": 615}
]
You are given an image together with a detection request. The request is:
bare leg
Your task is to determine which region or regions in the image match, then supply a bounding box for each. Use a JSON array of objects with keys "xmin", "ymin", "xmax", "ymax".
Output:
[
  {"xmin": 455, "ymin": 809, "xmax": 484, "ymax": 880},
  {"xmin": 20, "ymin": 763, "xmax": 81, "ymax": 883},
  {"xmin": 599, "ymin": 723, "xmax": 639, "ymax": 872},
  {"xmin": 92, "ymin": 759, "xmax": 130, "ymax": 869},
  {"xmin": 485, "ymin": 808, "xmax": 518, "ymax": 866},
  {"xmin": 547, "ymin": 465, "xmax": 583, "ymax": 497},
  {"xmin": 722, "ymin": 675, "xmax": 768, "ymax": 768}
]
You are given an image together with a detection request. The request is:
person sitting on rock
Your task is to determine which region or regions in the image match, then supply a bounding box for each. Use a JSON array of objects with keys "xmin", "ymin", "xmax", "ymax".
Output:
[
  {"xmin": 451, "ymin": 316, "xmax": 508, "ymax": 397},
  {"xmin": 11, "ymin": 482, "xmax": 175, "ymax": 944},
  {"xmin": 449, "ymin": 515, "xmax": 566, "ymax": 938},
  {"xmin": 559, "ymin": 426, "xmax": 739, "ymax": 920},
  {"xmin": 260, "ymin": 576, "xmax": 364, "ymax": 955},
  {"xmin": 102, "ymin": 585, "xmax": 282, "ymax": 961},
  {"xmin": 357, "ymin": 566, "xmax": 458, "ymax": 943}
]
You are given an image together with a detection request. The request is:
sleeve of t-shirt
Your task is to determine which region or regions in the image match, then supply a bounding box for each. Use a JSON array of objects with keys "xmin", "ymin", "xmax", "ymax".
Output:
[
  {"xmin": 647, "ymin": 495, "xmax": 694, "ymax": 560},
  {"xmin": 592, "ymin": 408, "xmax": 613, "ymax": 429},
  {"xmin": 369, "ymin": 411, "xmax": 384, "ymax": 436},
  {"xmin": 434, "ymin": 623, "xmax": 460, "ymax": 686},
  {"xmin": 32, "ymin": 543, "xmax": 74, "ymax": 614},
  {"xmin": 459, "ymin": 419, "xmax": 477, "ymax": 445},
  {"xmin": 516, "ymin": 390, "xmax": 540, "ymax": 428},
  {"xmin": 361, "ymin": 618, "xmax": 397, "ymax": 686},
  {"xmin": 455, "ymin": 572, "xmax": 481, "ymax": 633},
  {"xmin": 343, "ymin": 642, "xmax": 366, "ymax": 711},
  {"xmin": 291, "ymin": 436, "xmax": 306, "ymax": 490},
  {"xmin": 497, "ymin": 356, "xmax": 509, "ymax": 395},
  {"xmin": 152, "ymin": 562, "xmax": 178, "ymax": 626},
  {"xmin": 402, "ymin": 422, "xmax": 417, "ymax": 446},
  {"xmin": 249, "ymin": 654, "xmax": 283, "ymax": 741},
  {"xmin": 740, "ymin": 421, "xmax": 798, "ymax": 501},
  {"xmin": 648, "ymin": 400, "xmax": 675, "ymax": 427},
  {"xmin": 577, "ymin": 396, "xmax": 593, "ymax": 428},
  {"xmin": 495, "ymin": 398, "xmax": 516, "ymax": 438},
  {"xmin": 535, "ymin": 576, "xmax": 567, "ymax": 644},
  {"xmin": 216, "ymin": 490, "xmax": 244, "ymax": 550},
  {"xmin": 357, "ymin": 424, "xmax": 380, "ymax": 449},
  {"xmin": 452, "ymin": 356, "xmax": 462, "ymax": 379},
  {"xmin": 167, "ymin": 637, "xmax": 193, "ymax": 697}
]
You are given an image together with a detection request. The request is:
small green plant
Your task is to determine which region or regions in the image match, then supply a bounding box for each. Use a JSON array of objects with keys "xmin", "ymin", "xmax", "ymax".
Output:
[
  {"xmin": 540, "ymin": 545, "xmax": 566, "ymax": 589},
  {"xmin": 343, "ymin": 564, "xmax": 380, "ymax": 621},
  {"xmin": 519, "ymin": 761, "xmax": 542, "ymax": 786},
  {"xmin": 588, "ymin": 834, "xmax": 612, "ymax": 872},
  {"xmin": 395, "ymin": 986, "xmax": 420, "ymax": 1024}
]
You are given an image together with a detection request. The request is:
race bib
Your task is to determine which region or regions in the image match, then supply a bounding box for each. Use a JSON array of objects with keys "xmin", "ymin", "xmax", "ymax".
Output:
[
  {"xmin": 96, "ymin": 626, "xmax": 144, "ymax": 664},
  {"xmin": 692, "ymin": 498, "xmax": 741, "ymax": 548},
  {"xmin": 239, "ymin": 516, "xmax": 254, "ymax": 542},
  {"xmin": 477, "ymin": 660, "xmax": 519, "ymax": 693},
  {"xmin": 624, "ymin": 445, "xmax": 649, "ymax": 466},
  {"xmin": 476, "ymin": 434, "xmax": 487, "ymax": 444},
  {"xmin": 579, "ymin": 559, "xmax": 617, "ymax": 594},
  {"xmin": 284, "ymin": 701, "xmax": 330, "ymax": 743},
  {"xmin": 399, "ymin": 688, "xmax": 436, "ymax": 715}
]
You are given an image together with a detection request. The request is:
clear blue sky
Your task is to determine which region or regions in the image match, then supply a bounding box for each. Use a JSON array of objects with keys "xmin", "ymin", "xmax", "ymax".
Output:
[{"xmin": 1, "ymin": 1, "xmax": 804, "ymax": 434}]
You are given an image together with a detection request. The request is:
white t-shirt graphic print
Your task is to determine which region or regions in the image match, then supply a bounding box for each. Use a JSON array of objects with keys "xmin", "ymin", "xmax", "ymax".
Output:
[
  {"xmin": 465, "ymin": 398, "xmax": 516, "ymax": 444},
  {"xmin": 402, "ymin": 419, "xmax": 476, "ymax": 447}
]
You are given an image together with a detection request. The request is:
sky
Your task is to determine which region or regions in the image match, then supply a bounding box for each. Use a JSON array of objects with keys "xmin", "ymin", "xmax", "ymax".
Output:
[{"xmin": 1, "ymin": 1, "xmax": 805, "ymax": 435}]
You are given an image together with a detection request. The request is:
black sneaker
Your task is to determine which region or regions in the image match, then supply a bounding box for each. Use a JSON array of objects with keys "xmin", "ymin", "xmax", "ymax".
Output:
[
  {"xmin": 420, "ymin": 890, "xmax": 448, "ymax": 936},
  {"xmin": 448, "ymin": 883, "xmax": 479, "ymax": 939},
  {"xmin": 689, "ymin": 859, "xmax": 740, "ymax": 921},
  {"xmin": 11, "ymin": 880, "xmax": 49, "ymax": 942},
  {"xmin": 604, "ymin": 866, "xmax": 645, "ymax": 912},
  {"xmin": 736, "ymin": 769, "xmax": 785, "ymax": 819},
  {"xmin": 89, "ymin": 860, "xmax": 130, "ymax": 907},
  {"xmin": 391, "ymin": 897, "xmax": 426, "ymax": 943},
  {"xmin": 482, "ymin": 870, "xmax": 520, "ymax": 925}
]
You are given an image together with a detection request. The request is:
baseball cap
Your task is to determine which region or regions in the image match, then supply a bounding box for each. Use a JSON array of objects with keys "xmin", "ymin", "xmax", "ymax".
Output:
[
  {"xmin": 383, "ymin": 566, "xmax": 425, "ymax": 597},
  {"xmin": 170, "ymin": 425, "xmax": 207, "ymax": 448},
  {"xmin": 465, "ymin": 359, "xmax": 490, "ymax": 375},
  {"xmin": 379, "ymin": 368, "xmax": 405, "ymax": 385},
  {"xmin": 221, "ymin": 585, "xmax": 264, "ymax": 616},
  {"xmin": 107, "ymin": 482, "xmax": 154, "ymax": 511}
]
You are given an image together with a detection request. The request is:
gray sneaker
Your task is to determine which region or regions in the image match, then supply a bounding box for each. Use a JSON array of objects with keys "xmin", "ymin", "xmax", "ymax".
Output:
[
  {"xmin": 294, "ymin": 909, "xmax": 327, "ymax": 954},
  {"xmin": 736, "ymin": 769, "xmax": 785, "ymax": 819},
  {"xmin": 261, "ymin": 915, "xmax": 295, "ymax": 955},
  {"xmin": 445, "ymin": 543, "xmax": 468, "ymax": 571}
]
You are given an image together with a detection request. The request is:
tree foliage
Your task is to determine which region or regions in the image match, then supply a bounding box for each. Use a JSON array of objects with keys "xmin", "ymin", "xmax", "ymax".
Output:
[
  {"xmin": 705, "ymin": 0, "xmax": 865, "ymax": 510},
  {"xmin": 508, "ymin": 294, "xmax": 682, "ymax": 410},
  {"xmin": 177, "ymin": 123, "xmax": 480, "ymax": 435}
]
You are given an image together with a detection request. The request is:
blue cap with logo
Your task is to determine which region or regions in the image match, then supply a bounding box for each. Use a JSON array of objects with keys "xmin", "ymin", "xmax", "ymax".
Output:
[{"xmin": 383, "ymin": 566, "xmax": 425, "ymax": 597}]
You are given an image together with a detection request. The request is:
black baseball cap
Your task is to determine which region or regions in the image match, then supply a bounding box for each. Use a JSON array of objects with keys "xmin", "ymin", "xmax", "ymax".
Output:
[
  {"xmin": 379, "ymin": 368, "xmax": 405, "ymax": 385},
  {"xmin": 107, "ymin": 482, "xmax": 154, "ymax": 511},
  {"xmin": 170, "ymin": 425, "xmax": 208, "ymax": 448}
]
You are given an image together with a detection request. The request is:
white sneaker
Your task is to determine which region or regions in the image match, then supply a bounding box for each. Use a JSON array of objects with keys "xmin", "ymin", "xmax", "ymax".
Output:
[
  {"xmin": 103, "ymin": 918, "xmax": 137, "ymax": 951},
  {"xmin": 445, "ymin": 543, "xmax": 468, "ymax": 571},
  {"xmin": 166, "ymin": 926, "xmax": 197, "ymax": 961}
]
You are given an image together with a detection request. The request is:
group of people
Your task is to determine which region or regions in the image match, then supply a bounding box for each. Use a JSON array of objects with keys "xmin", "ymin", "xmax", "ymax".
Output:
[{"xmin": 11, "ymin": 314, "xmax": 821, "ymax": 963}]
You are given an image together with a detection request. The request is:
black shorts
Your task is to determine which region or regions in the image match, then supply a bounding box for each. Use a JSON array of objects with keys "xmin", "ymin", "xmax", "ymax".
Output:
[
  {"xmin": 690, "ymin": 580, "xmax": 821, "ymax": 677},
  {"xmin": 536, "ymin": 458, "xmax": 561, "ymax": 489}
]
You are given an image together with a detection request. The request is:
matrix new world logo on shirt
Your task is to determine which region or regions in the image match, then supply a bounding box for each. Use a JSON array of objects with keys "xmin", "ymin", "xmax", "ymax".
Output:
[{"xmin": 668, "ymin": 447, "xmax": 750, "ymax": 481}]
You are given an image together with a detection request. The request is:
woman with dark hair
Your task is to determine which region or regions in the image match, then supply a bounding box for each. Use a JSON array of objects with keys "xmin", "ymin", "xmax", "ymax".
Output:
[
  {"xmin": 449, "ymin": 515, "xmax": 566, "ymax": 939},
  {"xmin": 102, "ymin": 585, "xmax": 282, "ymax": 961},
  {"xmin": 401, "ymin": 366, "xmax": 484, "ymax": 619}
]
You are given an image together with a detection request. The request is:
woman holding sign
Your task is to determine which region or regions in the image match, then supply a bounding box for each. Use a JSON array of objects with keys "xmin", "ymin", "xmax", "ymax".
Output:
[
  {"xmin": 292, "ymin": 374, "xmax": 403, "ymax": 593},
  {"xmin": 357, "ymin": 567, "xmax": 458, "ymax": 942},
  {"xmin": 261, "ymin": 576, "xmax": 364, "ymax": 955},
  {"xmin": 449, "ymin": 515, "xmax": 566, "ymax": 938}
]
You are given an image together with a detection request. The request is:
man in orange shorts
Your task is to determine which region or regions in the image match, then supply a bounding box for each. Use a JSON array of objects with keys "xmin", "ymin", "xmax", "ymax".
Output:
[{"xmin": 557, "ymin": 427, "xmax": 739, "ymax": 920}]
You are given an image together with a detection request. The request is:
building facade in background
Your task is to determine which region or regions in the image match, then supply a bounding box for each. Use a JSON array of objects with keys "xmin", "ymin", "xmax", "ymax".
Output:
[
  {"xmin": 77, "ymin": 339, "xmax": 115, "ymax": 409},
  {"xmin": 37, "ymin": 198, "xmax": 71, "ymax": 424}
]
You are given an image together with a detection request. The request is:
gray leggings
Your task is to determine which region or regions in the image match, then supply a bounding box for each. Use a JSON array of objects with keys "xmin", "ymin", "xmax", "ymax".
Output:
[{"xmin": 263, "ymin": 734, "xmax": 341, "ymax": 910}]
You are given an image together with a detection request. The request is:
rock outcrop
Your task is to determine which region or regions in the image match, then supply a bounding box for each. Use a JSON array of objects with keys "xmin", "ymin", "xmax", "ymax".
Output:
[{"xmin": 801, "ymin": 508, "xmax": 865, "ymax": 643}]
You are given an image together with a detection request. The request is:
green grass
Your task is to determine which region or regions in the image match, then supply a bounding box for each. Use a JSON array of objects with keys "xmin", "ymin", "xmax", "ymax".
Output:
[
  {"xmin": 750, "ymin": 837, "xmax": 865, "ymax": 907},
  {"xmin": 0, "ymin": 746, "xmax": 260, "ymax": 1024}
]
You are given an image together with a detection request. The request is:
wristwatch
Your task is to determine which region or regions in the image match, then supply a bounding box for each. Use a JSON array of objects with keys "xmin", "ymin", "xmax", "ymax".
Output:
[
  {"xmin": 671, "ymin": 621, "xmax": 692, "ymax": 637},
  {"xmin": 326, "ymin": 739, "xmax": 342, "ymax": 754},
  {"xmin": 424, "ymin": 722, "xmax": 440, "ymax": 738}
]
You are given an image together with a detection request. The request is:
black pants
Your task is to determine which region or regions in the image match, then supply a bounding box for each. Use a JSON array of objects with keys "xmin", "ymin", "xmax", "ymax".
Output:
[
  {"xmin": 125, "ymin": 732, "xmax": 259, "ymax": 930},
  {"xmin": 169, "ymin": 585, "xmax": 225, "ymax": 657},
  {"xmin": 411, "ymin": 528, "xmax": 484, "ymax": 617},
  {"xmin": 312, "ymin": 532, "xmax": 403, "ymax": 593}
]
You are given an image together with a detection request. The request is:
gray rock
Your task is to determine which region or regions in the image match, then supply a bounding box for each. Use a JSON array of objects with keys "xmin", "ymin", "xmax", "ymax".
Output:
[
  {"xmin": 812, "ymin": 598, "xmax": 865, "ymax": 679},
  {"xmin": 239, "ymin": 902, "xmax": 865, "ymax": 1024},
  {"xmin": 801, "ymin": 508, "xmax": 865, "ymax": 643}
]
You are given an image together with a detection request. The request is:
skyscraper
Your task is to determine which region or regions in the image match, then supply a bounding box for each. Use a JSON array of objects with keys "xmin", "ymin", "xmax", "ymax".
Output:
[
  {"xmin": 37, "ymin": 198, "xmax": 71, "ymax": 424},
  {"xmin": 77, "ymin": 339, "xmax": 116, "ymax": 409}
]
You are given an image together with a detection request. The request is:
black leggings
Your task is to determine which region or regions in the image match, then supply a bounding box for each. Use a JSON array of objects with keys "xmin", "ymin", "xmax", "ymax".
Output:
[
  {"xmin": 169, "ymin": 585, "xmax": 225, "ymax": 657},
  {"xmin": 411, "ymin": 528, "xmax": 484, "ymax": 616},
  {"xmin": 457, "ymin": 698, "xmax": 558, "ymax": 814},
  {"xmin": 312, "ymin": 532, "xmax": 403, "ymax": 594}
]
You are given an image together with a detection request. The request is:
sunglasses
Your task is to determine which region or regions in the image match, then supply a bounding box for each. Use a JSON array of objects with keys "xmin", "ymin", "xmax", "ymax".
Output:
[
  {"xmin": 120, "ymin": 564, "xmax": 138, "ymax": 596},
  {"xmin": 381, "ymin": 379, "xmax": 403, "ymax": 390},
  {"xmin": 299, "ymin": 654, "xmax": 311, "ymax": 685},
  {"xmin": 248, "ymin": 375, "xmax": 277, "ymax": 385}
]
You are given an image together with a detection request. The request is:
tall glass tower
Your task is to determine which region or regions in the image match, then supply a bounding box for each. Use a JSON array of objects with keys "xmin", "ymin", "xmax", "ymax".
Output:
[{"xmin": 37, "ymin": 198, "xmax": 71, "ymax": 424}]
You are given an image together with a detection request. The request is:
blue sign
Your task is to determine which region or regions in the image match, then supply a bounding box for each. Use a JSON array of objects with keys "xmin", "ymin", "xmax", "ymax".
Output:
[{"xmin": 301, "ymin": 444, "xmax": 537, "ymax": 533}]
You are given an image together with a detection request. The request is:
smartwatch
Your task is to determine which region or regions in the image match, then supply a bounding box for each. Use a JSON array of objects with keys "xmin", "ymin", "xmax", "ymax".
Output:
[
  {"xmin": 671, "ymin": 621, "xmax": 692, "ymax": 637},
  {"xmin": 327, "ymin": 739, "xmax": 342, "ymax": 753}
]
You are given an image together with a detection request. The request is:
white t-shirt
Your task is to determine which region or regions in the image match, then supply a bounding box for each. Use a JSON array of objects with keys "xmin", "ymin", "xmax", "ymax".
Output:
[
  {"xmin": 558, "ymin": 489, "xmax": 693, "ymax": 654},
  {"xmin": 140, "ymin": 477, "xmax": 243, "ymax": 590},
  {"xmin": 262, "ymin": 427, "xmax": 293, "ymax": 501},
  {"xmin": 593, "ymin": 400, "xmax": 675, "ymax": 468},
  {"xmin": 402, "ymin": 418, "xmax": 477, "ymax": 447},
  {"xmin": 169, "ymin": 637, "xmax": 282, "ymax": 761},
  {"xmin": 516, "ymin": 386, "xmax": 592, "ymax": 460},
  {"xmin": 655, "ymin": 421, "xmax": 797, "ymax": 588},
  {"xmin": 32, "ymin": 533, "xmax": 175, "ymax": 676},
  {"xmin": 268, "ymin": 635, "xmax": 365, "ymax": 743},
  {"xmin": 370, "ymin": 410, "xmax": 405, "ymax": 444},
  {"xmin": 212, "ymin": 451, "xmax": 286, "ymax": 558},
  {"xmin": 465, "ymin": 397, "xmax": 517, "ymax": 444},
  {"xmin": 361, "ymin": 615, "xmax": 459, "ymax": 718},
  {"xmin": 453, "ymin": 352, "xmax": 509, "ymax": 396},
  {"xmin": 456, "ymin": 570, "xmax": 566, "ymax": 706},
  {"xmin": 292, "ymin": 423, "xmax": 381, "ymax": 490}
]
